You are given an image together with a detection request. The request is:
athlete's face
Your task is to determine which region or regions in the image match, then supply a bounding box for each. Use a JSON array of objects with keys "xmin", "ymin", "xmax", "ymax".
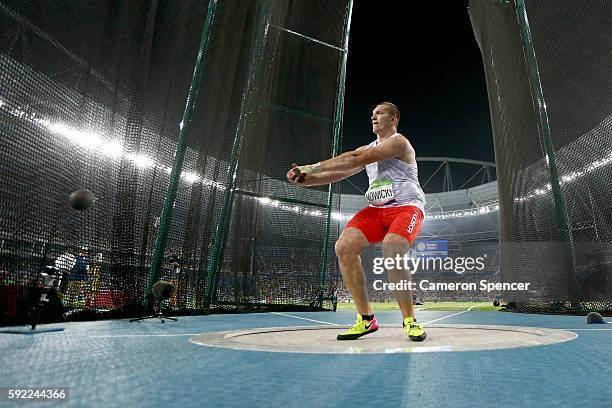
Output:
[{"xmin": 371, "ymin": 105, "xmax": 396, "ymax": 134}]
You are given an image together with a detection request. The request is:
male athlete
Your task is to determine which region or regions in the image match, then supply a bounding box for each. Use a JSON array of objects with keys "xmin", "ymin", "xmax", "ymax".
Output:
[{"xmin": 287, "ymin": 102, "xmax": 427, "ymax": 341}]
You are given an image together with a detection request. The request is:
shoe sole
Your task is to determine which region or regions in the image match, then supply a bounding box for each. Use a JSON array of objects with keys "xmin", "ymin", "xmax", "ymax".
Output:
[
  {"xmin": 409, "ymin": 332, "xmax": 427, "ymax": 342},
  {"xmin": 336, "ymin": 327, "xmax": 378, "ymax": 340}
]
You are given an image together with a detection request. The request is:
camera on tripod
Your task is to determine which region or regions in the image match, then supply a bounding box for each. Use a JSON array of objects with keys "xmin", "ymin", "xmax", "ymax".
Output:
[
  {"xmin": 38, "ymin": 266, "xmax": 63, "ymax": 292},
  {"xmin": 28, "ymin": 266, "xmax": 64, "ymax": 329}
]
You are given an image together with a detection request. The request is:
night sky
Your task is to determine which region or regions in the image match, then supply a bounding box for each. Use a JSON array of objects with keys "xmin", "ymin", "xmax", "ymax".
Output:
[{"xmin": 341, "ymin": 1, "xmax": 494, "ymax": 194}]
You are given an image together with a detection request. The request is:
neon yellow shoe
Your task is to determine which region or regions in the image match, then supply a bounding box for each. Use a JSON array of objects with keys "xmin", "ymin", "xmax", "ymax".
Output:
[
  {"xmin": 403, "ymin": 316, "xmax": 427, "ymax": 341},
  {"xmin": 337, "ymin": 314, "xmax": 379, "ymax": 340}
]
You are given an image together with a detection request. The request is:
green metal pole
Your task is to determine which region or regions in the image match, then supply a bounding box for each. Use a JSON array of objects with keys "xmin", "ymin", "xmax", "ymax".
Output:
[
  {"xmin": 203, "ymin": 0, "xmax": 271, "ymax": 308},
  {"xmin": 145, "ymin": 0, "xmax": 219, "ymax": 308},
  {"xmin": 515, "ymin": 0, "xmax": 577, "ymax": 302},
  {"xmin": 319, "ymin": 0, "xmax": 354, "ymax": 308}
]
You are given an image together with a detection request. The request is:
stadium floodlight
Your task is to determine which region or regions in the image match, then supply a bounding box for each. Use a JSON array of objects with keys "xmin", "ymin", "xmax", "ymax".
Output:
[
  {"xmin": 515, "ymin": 152, "xmax": 612, "ymax": 203},
  {"xmin": 126, "ymin": 153, "xmax": 155, "ymax": 169},
  {"xmin": 101, "ymin": 141, "xmax": 123, "ymax": 158},
  {"xmin": 332, "ymin": 212, "xmax": 345, "ymax": 221},
  {"xmin": 181, "ymin": 172, "xmax": 200, "ymax": 184},
  {"xmin": 47, "ymin": 122, "xmax": 103, "ymax": 149},
  {"xmin": 79, "ymin": 132, "xmax": 104, "ymax": 149},
  {"xmin": 426, "ymin": 202, "xmax": 499, "ymax": 220}
]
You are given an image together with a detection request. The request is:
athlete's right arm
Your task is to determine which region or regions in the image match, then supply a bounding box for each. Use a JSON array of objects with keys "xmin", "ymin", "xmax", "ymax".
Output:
[
  {"xmin": 288, "ymin": 145, "xmax": 368, "ymax": 187},
  {"xmin": 293, "ymin": 167, "xmax": 363, "ymax": 187}
]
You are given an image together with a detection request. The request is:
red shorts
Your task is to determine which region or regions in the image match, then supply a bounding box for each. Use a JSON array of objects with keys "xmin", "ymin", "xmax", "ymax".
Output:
[{"xmin": 344, "ymin": 205, "xmax": 424, "ymax": 244}]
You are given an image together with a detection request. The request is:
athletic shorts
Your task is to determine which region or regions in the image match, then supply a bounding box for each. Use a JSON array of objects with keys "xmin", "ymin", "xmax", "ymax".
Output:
[{"xmin": 344, "ymin": 205, "xmax": 424, "ymax": 244}]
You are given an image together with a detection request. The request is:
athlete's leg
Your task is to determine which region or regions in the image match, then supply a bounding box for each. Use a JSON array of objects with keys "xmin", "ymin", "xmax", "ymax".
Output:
[
  {"xmin": 382, "ymin": 232, "xmax": 414, "ymax": 319},
  {"xmin": 383, "ymin": 206, "xmax": 424, "ymax": 318},
  {"xmin": 335, "ymin": 227, "xmax": 371, "ymax": 316},
  {"xmin": 384, "ymin": 206, "xmax": 427, "ymax": 341}
]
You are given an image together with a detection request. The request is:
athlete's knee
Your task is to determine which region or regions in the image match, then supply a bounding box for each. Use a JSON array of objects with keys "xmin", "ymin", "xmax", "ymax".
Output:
[
  {"xmin": 335, "ymin": 230, "xmax": 367, "ymax": 259},
  {"xmin": 335, "ymin": 237, "xmax": 357, "ymax": 259},
  {"xmin": 382, "ymin": 233, "xmax": 409, "ymax": 257}
]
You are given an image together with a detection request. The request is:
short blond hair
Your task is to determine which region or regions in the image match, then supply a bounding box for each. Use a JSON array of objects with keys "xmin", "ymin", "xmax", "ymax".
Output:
[{"xmin": 376, "ymin": 101, "xmax": 400, "ymax": 124}]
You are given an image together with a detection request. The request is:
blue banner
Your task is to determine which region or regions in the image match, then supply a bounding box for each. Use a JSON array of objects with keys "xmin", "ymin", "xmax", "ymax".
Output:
[{"xmin": 414, "ymin": 240, "xmax": 448, "ymax": 258}]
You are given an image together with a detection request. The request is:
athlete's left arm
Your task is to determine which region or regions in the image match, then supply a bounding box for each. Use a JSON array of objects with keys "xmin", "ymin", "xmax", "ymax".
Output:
[{"xmin": 298, "ymin": 134, "xmax": 411, "ymax": 174}]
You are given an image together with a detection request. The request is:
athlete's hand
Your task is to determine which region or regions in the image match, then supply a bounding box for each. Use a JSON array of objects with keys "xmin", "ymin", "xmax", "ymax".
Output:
[{"xmin": 287, "ymin": 163, "xmax": 307, "ymax": 185}]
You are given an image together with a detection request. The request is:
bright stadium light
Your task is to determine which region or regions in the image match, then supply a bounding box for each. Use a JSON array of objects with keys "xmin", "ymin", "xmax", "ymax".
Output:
[
  {"xmin": 258, "ymin": 197, "xmax": 271, "ymax": 205},
  {"xmin": 160, "ymin": 167, "xmax": 202, "ymax": 184},
  {"xmin": 79, "ymin": 132, "xmax": 104, "ymax": 149},
  {"xmin": 427, "ymin": 202, "xmax": 499, "ymax": 220},
  {"xmin": 200, "ymin": 179, "xmax": 226, "ymax": 190},
  {"xmin": 101, "ymin": 141, "xmax": 123, "ymax": 158},
  {"xmin": 515, "ymin": 151, "xmax": 612, "ymax": 203},
  {"xmin": 126, "ymin": 153, "xmax": 155, "ymax": 169},
  {"xmin": 47, "ymin": 122, "xmax": 103, "ymax": 149},
  {"xmin": 47, "ymin": 122, "xmax": 70, "ymax": 135},
  {"xmin": 332, "ymin": 212, "xmax": 346, "ymax": 221},
  {"xmin": 5, "ymin": 100, "xmax": 223, "ymax": 186},
  {"xmin": 182, "ymin": 171, "xmax": 200, "ymax": 184}
]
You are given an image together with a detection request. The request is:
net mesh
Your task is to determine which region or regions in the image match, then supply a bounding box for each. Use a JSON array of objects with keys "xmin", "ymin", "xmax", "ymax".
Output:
[
  {"xmin": 0, "ymin": 0, "xmax": 350, "ymax": 325},
  {"xmin": 469, "ymin": 0, "xmax": 612, "ymax": 313}
]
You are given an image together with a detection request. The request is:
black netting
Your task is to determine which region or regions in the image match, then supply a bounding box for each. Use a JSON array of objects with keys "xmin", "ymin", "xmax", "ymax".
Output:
[
  {"xmin": 0, "ymin": 0, "xmax": 350, "ymax": 325},
  {"xmin": 469, "ymin": 0, "xmax": 612, "ymax": 314}
]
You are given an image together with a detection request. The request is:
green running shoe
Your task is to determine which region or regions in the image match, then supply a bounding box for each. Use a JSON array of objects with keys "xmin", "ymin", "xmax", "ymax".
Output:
[
  {"xmin": 403, "ymin": 316, "xmax": 427, "ymax": 341},
  {"xmin": 337, "ymin": 314, "xmax": 379, "ymax": 340}
]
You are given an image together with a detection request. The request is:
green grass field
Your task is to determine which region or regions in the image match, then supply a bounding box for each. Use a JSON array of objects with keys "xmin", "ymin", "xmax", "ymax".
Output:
[{"xmin": 336, "ymin": 301, "xmax": 501, "ymax": 312}]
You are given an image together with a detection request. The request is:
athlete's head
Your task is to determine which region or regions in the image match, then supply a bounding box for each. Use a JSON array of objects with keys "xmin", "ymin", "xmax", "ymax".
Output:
[{"xmin": 371, "ymin": 102, "xmax": 400, "ymax": 135}]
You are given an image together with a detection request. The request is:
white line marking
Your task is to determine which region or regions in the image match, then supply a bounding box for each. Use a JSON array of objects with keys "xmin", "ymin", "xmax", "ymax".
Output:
[
  {"xmin": 563, "ymin": 328, "xmax": 612, "ymax": 331},
  {"xmin": 422, "ymin": 305, "xmax": 477, "ymax": 324},
  {"xmin": 89, "ymin": 333, "xmax": 199, "ymax": 338},
  {"xmin": 271, "ymin": 312, "xmax": 339, "ymax": 326}
]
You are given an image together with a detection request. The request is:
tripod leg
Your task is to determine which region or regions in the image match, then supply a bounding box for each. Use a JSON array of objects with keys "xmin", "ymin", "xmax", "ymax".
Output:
[
  {"xmin": 30, "ymin": 296, "xmax": 46, "ymax": 330},
  {"xmin": 130, "ymin": 315, "xmax": 157, "ymax": 322}
]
